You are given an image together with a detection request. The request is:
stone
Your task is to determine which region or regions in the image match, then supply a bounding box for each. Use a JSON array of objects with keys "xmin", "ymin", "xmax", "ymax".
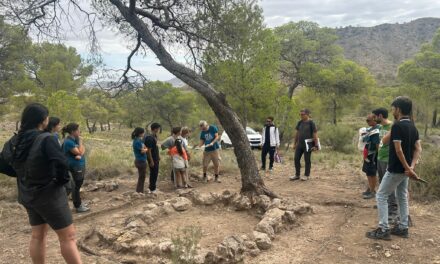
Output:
[
  {"xmin": 96, "ymin": 182, "xmax": 105, "ymax": 189},
  {"xmin": 204, "ymin": 251, "xmax": 216, "ymax": 264},
  {"xmin": 244, "ymin": 240, "xmax": 258, "ymax": 250},
  {"xmin": 86, "ymin": 184, "xmax": 99, "ymax": 192},
  {"xmin": 131, "ymin": 192, "xmax": 145, "ymax": 199},
  {"xmin": 259, "ymin": 208, "xmax": 285, "ymax": 233},
  {"xmin": 253, "ymin": 231, "xmax": 272, "ymax": 250},
  {"xmin": 282, "ymin": 210, "xmax": 296, "ymax": 224},
  {"xmin": 114, "ymin": 230, "xmax": 140, "ymax": 252},
  {"xmin": 384, "ymin": 250, "xmax": 392, "ymax": 258},
  {"xmin": 220, "ymin": 190, "xmax": 235, "ymax": 203},
  {"xmin": 132, "ymin": 239, "xmax": 157, "ymax": 255},
  {"xmin": 105, "ymin": 181, "xmax": 119, "ymax": 192},
  {"xmin": 248, "ymin": 248, "xmax": 260, "ymax": 257},
  {"xmin": 288, "ymin": 202, "xmax": 313, "ymax": 215},
  {"xmin": 426, "ymin": 238, "xmax": 436, "ymax": 246},
  {"xmin": 255, "ymin": 222, "xmax": 275, "ymax": 239},
  {"xmin": 126, "ymin": 219, "xmax": 146, "ymax": 229},
  {"xmin": 232, "ymin": 195, "xmax": 252, "ymax": 211},
  {"xmin": 337, "ymin": 246, "xmax": 344, "ymax": 252},
  {"xmin": 170, "ymin": 197, "xmax": 192, "ymax": 212},
  {"xmin": 391, "ymin": 244, "xmax": 401, "ymax": 250},
  {"xmin": 162, "ymin": 201, "xmax": 175, "ymax": 215},
  {"xmin": 91, "ymin": 197, "xmax": 100, "ymax": 204},
  {"xmin": 96, "ymin": 227, "xmax": 123, "ymax": 244},
  {"xmin": 216, "ymin": 235, "xmax": 246, "ymax": 263},
  {"xmin": 159, "ymin": 240, "xmax": 174, "ymax": 254},
  {"xmin": 144, "ymin": 203, "xmax": 158, "ymax": 210},
  {"xmin": 268, "ymin": 198, "xmax": 282, "ymax": 209},
  {"xmin": 140, "ymin": 211, "xmax": 158, "ymax": 224},
  {"xmin": 193, "ymin": 192, "xmax": 216, "ymax": 205},
  {"xmin": 256, "ymin": 195, "xmax": 271, "ymax": 210}
]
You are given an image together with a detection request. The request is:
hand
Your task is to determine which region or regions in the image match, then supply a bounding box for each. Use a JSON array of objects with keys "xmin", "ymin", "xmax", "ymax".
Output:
[
  {"xmin": 149, "ymin": 161, "xmax": 155, "ymax": 168},
  {"xmin": 293, "ymin": 144, "xmax": 297, "ymax": 150},
  {"xmin": 75, "ymin": 155, "xmax": 82, "ymax": 160},
  {"xmin": 405, "ymin": 167, "xmax": 418, "ymax": 179}
]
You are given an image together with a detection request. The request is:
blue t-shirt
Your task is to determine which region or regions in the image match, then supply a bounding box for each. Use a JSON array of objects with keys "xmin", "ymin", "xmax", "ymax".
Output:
[
  {"xmin": 133, "ymin": 138, "xmax": 147, "ymax": 162},
  {"xmin": 63, "ymin": 137, "xmax": 86, "ymax": 168},
  {"xmin": 200, "ymin": 125, "xmax": 220, "ymax": 152}
]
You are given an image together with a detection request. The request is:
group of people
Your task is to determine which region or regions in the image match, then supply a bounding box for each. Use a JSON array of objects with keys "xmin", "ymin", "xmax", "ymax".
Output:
[
  {"xmin": 0, "ymin": 95, "xmax": 423, "ymax": 263},
  {"xmin": 361, "ymin": 97, "xmax": 422, "ymax": 240},
  {"xmin": 131, "ymin": 120, "xmax": 222, "ymax": 194}
]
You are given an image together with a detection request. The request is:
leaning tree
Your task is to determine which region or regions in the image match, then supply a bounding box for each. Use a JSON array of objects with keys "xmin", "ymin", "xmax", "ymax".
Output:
[{"xmin": 1, "ymin": 0, "xmax": 276, "ymax": 197}]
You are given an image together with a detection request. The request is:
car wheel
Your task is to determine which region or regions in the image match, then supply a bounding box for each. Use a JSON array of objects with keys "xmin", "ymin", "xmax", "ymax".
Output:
[{"xmin": 221, "ymin": 141, "xmax": 227, "ymax": 149}]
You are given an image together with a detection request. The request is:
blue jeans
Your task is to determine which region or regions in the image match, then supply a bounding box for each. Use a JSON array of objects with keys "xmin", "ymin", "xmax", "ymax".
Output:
[{"xmin": 376, "ymin": 171, "xmax": 409, "ymax": 230}]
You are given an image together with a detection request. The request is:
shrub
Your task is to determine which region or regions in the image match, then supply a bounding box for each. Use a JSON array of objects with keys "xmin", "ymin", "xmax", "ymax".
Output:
[
  {"xmin": 411, "ymin": 145, "xmax": 440, "ymax": 199},
  {"xmin": 171, "ymin": 226, "xmax": 202, "ymax": 264},
  {"xmin": 319, "ymin": 125, "xmax": 356, "ymax": 154}
]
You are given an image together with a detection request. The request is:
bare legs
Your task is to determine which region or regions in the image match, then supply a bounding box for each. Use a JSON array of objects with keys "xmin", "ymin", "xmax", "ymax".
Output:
[{"xmin": 29, "ymin": 224, "xmax": 82, "ymax": 264}]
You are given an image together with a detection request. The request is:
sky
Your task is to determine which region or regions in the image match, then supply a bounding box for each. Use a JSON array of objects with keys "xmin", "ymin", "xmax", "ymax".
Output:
[{"xmin": 63, "ymin": 0, "xmax": 440, "ymax": 82}]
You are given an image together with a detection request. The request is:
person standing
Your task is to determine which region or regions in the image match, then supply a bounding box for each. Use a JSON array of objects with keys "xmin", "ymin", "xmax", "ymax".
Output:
[
  {"xmin": 45, "ymin": 116, "xmax": 62, "ymax": 145},
  {"xmin": 361, "ymin": 114, "xmax": 381, "ymax": 199},
  {"xmin": 132, "ymin": 127, "xmax": 149, "ymax": 193},
  {"xmin": 261, "ymin": 116, "xmax": 280, "ymax": 173},
  {"xmin": 144, "ymin": 123, "xmax": 161, "ymax": 194},
  {"xmin": 198, "ymin": 120, "xmax": 221, "ymax": 183},
  {"xmin": 169, "ymin": 138, "xmax": 191, "ymax": 188},
  {"xmin": 161, "ymin": 127, "xmax": 183, "ymax": 183},
  {"xmin": 62, "ymin": 123, "xmax": 89, "ymax": 213},
  {"xmin": 12, "ymin": 103, "xmax": 82, "ymax": 263},
  {"xmin": 367, "ymin": 96, "xmax": 422, "ymax": 240},
  {"xmin": 290, "ymin": 109, "xmax": 318, "ymax": 181},
  {"xmin": 373, "ymin": 108, "xmax": 398, "ymax": 220}
]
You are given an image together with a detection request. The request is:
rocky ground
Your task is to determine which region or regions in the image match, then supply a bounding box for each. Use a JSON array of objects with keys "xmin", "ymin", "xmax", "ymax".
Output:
[{"xmin": 1, "ymin": 151, "xmax": 440, "ymax": 264}]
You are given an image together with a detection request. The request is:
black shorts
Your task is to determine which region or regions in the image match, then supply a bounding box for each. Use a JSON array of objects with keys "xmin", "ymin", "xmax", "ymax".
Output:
[
  {"xmin": 362, "ymin": 160, "xmax": 377, "ymax": 177},
  {"xmin": 24, "ymin": 184, "xmax": 73, "ymax": 230}
]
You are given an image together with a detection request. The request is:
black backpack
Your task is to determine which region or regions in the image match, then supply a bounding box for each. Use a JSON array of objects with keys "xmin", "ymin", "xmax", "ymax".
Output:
[{"xmin": 0, "ymin": 134, "xmax": 18, "ymax": 177}]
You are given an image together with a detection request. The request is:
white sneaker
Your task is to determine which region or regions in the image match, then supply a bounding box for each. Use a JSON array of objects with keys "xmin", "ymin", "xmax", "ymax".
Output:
[
  {"xmin": 300, "ymin": 175, "xmax": 309, "ymax": 181},
  {"xmin": 289, "ymin": 176, "xmax": 300, "ymax": 181}
]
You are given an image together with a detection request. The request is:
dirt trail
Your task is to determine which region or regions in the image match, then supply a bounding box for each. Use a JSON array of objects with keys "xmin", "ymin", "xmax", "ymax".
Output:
[{"xmin": 1, "ymin": 152, "xmax": 440, "ymax": 264}]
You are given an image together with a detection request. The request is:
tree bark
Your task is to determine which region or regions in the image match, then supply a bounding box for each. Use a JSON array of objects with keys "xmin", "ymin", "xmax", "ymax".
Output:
[
  {"xmin": 107, "ymin": 121, "xmax": 111, "ymax": 131},
  {"xmin": 433, "ymin": 109, "xmax": 438, "ymax": 127},
  {"xmin": 332, "ymin": 98, "xmax": 337, "ymax": 125},
  {"xmin": 86, "ymin": 119, "xmax": 93, "ymax": 134},
  {"xmin": 100, "ymin": 122, "xmax": 105, "ymax": 131},
  {"xmin": 287, "ymin": 81, "xmax": 300, "ymax": 99},
  {"xmin": 110, "ymin": 0, "xmax": 276, "ymax": 197}
]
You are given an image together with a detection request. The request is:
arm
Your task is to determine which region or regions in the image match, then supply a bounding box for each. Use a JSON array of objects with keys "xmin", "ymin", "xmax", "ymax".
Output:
[
  {"xmin": 208, "ymin": 133, "xmax": 219, "ymax": 146},
  {"xmin": 393, "ymin": 141, "xmax": 418, "ymax": 179},
  {"xmin": 382, "ymin": 131, "xmax": 391, "ymax": 145},
  {"xmin": 275, "ymin": 128, "xmax": 280, "ymax": 149},
  {"xmin": 293, "ymin": 130, "xmax": 299, "ymax": 149},
  {"xmin": 77, "ymin": 137, "xmax": 85, "ymax": 155},
  {"xmin": 198, "ymin": 139, "xmax": 205, "ymax": 148},
  {"xmin": 43, "ymin": 137, "xmax": 70, "ymax": 185},
  {"xmin": 410, "ymin": 140, "xmax": 422, "ymax": 169}
]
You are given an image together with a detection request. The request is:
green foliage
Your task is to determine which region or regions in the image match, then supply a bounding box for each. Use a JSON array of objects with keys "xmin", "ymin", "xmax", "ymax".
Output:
[
  {"xmin": 204, "ymin": 2, "xmax": 280, "ymax": 127},
  {"xmin": 274, "ymin": 21, "xmax": 342, "ymax": 97},
  {"xmin": 319, "ymin": 124, "xmax": 356, "ymax": 153},
  {"xmin": 411, "ymin": 145, "xmax": 440, "ymax": 199},
  {"xmin": 171, "ymin": 226, "xmax": 202, "ymax": 264},
  {"xmin": 46, "ymin": 91, "xmax": 83, "ymax": 123},
  {"xmin": 398, "ymin": 29, "xmax": 440, "ymax": 129},
  {"xmin": 301, "ymin": 59, "xmax": 375, "ymax": 124}
]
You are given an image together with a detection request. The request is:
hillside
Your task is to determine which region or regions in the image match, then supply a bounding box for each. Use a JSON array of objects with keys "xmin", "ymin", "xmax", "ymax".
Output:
[{"xmin": 336, "ymin": 17, "xmax": 440, "ymax": 83}]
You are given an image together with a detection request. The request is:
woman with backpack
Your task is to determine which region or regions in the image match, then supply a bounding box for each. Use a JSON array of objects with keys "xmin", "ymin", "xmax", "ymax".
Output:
[
  {"xmin": 62, "ymin": 123, "xmax": 89, "ymax": 213},
  {"xmin": 12, "ymin": 103, "xmax": 82, "ymax": 264},
  {"xmin": 45, "ymin": 116, "xmax": 62, "ymax": 145},
  {"xmin": 131, "ymin": 127, "xmax": 149, "ymax": 193}
]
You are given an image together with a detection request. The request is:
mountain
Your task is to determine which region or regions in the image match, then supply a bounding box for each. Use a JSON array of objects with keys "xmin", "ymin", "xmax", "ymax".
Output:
[
  {"xmin": 165, "ymin": 77, "xmax": 185, "ymax": 88},
  {"xmin": 336, "ymin": 17, "xmax": 440, "ymax": 83}
]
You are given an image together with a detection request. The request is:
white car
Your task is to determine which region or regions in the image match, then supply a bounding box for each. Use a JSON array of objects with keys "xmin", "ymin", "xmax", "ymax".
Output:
[{"xmin": 220, "ymin": 127, "xmax": 262, "ymax": 149}]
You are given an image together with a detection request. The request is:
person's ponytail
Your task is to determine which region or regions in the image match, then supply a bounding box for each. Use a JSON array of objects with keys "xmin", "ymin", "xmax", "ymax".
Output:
[
  {"xmin": 131, "ymin": 127, "xmax": 145, "ymax": 140},
  {"xmin": 62, "ymin": 123, "xmax": 79, "ymax": 139}
]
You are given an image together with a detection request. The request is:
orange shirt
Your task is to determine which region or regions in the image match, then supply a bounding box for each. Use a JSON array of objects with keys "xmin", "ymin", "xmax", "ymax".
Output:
[{"xmin": 168, "ymin": 146, "xmax": 188, "ymax": 161}]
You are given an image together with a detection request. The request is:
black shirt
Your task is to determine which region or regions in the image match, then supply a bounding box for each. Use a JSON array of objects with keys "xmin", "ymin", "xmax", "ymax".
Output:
[
  {"xmin": 388, "ymin": 119, "xmax": 419, "ymax": 173},
  {"xmin": 296, "ymin": 120, "xmax": 317, "ymax": 144},
  {"xmin": 264, "ymin": 125, "xmax": 273, "ymax": 147},
  {"xmin": 144, "ymin": 134, "xmax": 159, "ymax": 163}
]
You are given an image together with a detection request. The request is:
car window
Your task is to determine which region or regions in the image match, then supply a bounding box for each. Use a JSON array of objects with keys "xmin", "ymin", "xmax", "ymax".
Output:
[{"xmin": 246, "ymin": 128, "xmax": 257, "ymax": 135}]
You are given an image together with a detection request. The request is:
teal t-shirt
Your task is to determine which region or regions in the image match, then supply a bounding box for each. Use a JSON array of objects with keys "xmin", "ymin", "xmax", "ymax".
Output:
[
  {"xmin": 133, "ymin": 138, "xmax": 147, "ymax": 162},
  {"xmin": 63, "ymin": 137, "xmax": 86, "ymax": 168},
  {"xmin": 378, "ymin": 123, "xmax": 392, "ymax": 162},
  {"xmin": 200, "ymin": 125, "xmax": 220, "ymax": 152}
]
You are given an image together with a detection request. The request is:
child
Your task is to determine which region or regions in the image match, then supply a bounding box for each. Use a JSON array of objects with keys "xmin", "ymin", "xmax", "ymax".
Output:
[
  {"xmin": 168, "ymin": 138, "xmax": 192, "ymax": 188},
  {"xmin": 132, "ymin": 127, "xmax": 149, "ymax": 193}
]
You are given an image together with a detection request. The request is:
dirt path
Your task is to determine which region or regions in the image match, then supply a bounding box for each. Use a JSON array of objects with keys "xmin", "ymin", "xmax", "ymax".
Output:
[{"xmin": 1, "ymin": 152, "xmax": 440, "ymax": 264}]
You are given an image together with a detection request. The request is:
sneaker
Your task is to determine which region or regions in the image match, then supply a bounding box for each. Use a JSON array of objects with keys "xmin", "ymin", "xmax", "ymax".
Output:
[
  {"xmin": 76, "ymin": 204, "xmax": 90, "ymax": 213},
  {"xmin": 260, "ymin": 167, "xmax": 266, "ymax": 171},
  {"xmin": 300, "ymin": 175, "xmax": 309, "ymax": 181},
  {"xmin": 362, "ymin": 188, "xmax": 371, "ymax": 195},
  {"xmin": 390, "ymin": 226, "xmax": 409, "ymax": 238},
  {"xmin": 214, "ymin": 176, "xmax": 221, "ymax": 183},
  {"xmin": 366, "ymin": 227, "xmax": 391, "ymax": 240},
  {"xmin": 203, "ymin": 176, "xmax": 208, "ymax": 183},
  {"xmin": 269, "ymin": 168, "xmax": 273, "ymax": 174},
  {"xmin": 363, "ymin": 191, "xmax": 376, "ymax": 199},
  {"xmin": 289, "ymin": 176, "xmax": 300, "ymax": 181}
]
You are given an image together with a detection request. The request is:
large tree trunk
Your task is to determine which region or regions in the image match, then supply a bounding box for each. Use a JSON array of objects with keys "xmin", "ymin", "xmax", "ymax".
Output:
[
  {"xmin": 287, "ymin": 81, "xmax": 300, "ymax": 99},
  {"xmin": 110, "ymin": 0, "xmax": 275, "ymax": 197},
  {"xmin": 86, "ymin": 119, "xmax": 93, "ymax": 134},
  {"xmin": 433, "ymin": 109, "xmax": 438, "ymax": 127}
]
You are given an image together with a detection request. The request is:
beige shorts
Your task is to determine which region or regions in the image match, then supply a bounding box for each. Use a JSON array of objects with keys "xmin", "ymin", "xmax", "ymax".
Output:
[{"xmin": 203, "ymin": 150, "xmax": 220, "ymax": 169}]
